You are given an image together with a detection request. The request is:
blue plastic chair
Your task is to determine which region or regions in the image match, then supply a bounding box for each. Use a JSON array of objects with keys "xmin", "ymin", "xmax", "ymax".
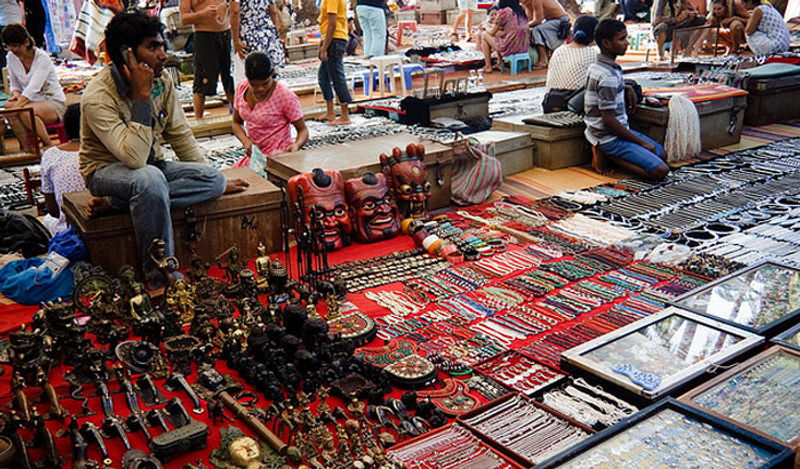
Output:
[{"xmin": 502, "ymin": 53, "xmax": 532, "ymax": 75}]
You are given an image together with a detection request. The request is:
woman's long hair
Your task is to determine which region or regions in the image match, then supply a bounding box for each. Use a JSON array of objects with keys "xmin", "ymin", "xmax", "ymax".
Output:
[{"xmin": 498, "ymin": 0, "xmax": 528, "ymax": 20}]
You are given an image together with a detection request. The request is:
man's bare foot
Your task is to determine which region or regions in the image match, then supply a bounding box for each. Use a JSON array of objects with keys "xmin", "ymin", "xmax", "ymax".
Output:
[
  {"xmin": 533, "ymin": 62, "xmax": 548, "ymax": 69},
  {"xmin": 86, "ymin": 196, "xmax": 114, "ymax": 218},
  {"xmin": 483, "ymin": 66, "xmax": 494, "ymax": 74},
  {"xmin": 592, "ymin": 149, "xmax": 611, "ymax": 176},
  {"xmin": 328, "ymin": 118, "xmax": 351, "ymax": 126},
  {"xmin": 314, "ymin": 114, "xmax": 335, "ymax": 122},
  {"xmin": 225, "ymin": 178, "xmax": 249, "ymax": 194}
]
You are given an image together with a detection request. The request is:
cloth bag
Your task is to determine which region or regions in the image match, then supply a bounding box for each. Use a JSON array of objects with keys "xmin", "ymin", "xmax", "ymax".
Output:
[
  {"xmin": 0, "ymin": 256, "xmax": 74, "ymax": 305},
  {"xmin": 450, "ymin": 136, "xmax": 503, "ymax": 205}
]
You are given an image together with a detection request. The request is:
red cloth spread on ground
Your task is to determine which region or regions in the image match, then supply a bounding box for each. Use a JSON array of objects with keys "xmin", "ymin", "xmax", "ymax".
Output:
[{"xmin": 643, "ymin": 83, "xmax": 748, "ymax": 102}]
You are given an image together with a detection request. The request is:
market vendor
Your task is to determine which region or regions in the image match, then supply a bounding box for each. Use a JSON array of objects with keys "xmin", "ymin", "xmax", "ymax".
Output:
[
  {"xmin": 232, "ymin": 51, "xmax": 308, "ymax": 161},
  {"xmin": 741, "ymin": 0, "xmax": 790, "ymax": 56},
  {"xmin": 2, "ymin": 23, "xmax": 66, "ymax": 151},
  {"xmin": 79, "ymin": 9, "xmax": 249, "ymax": 288},
  {"xmin": 584, "ymin": 19, "xmax": 670, "ymax": 182}
]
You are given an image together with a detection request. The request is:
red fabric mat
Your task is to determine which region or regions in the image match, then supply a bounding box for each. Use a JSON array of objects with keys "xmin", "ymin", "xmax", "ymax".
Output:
[{"xmin": 643, "ymin": 83, "xmax": 748, "ymax": 102}]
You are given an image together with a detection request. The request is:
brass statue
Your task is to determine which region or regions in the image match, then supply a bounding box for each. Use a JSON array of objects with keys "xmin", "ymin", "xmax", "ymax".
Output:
[{"xmin": 254, "ymin": 242, "xmax": 271, "ymax": 292}]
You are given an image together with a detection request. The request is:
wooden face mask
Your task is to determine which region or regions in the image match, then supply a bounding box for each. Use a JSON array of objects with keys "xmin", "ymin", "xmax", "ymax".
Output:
[
  {"xmin": 288, "ymin": 168, "xmax": 351, "ymax": 251},
  {"xmin": 344, "ymin": 172, "xmax": 400, "ymax": 243},
  {"xmin": 380, "ymin": 144, "xmax": 431, "ymax": 220}
]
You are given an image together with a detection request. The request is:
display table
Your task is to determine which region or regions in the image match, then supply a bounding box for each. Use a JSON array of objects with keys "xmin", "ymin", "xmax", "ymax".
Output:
[
  {"xmin": 266, "ymin": 133, "xmax": 454, "ymax": 210},
  {"xmin": 62, "ymin": 167, "xmax": 283, "ymax": 275}
]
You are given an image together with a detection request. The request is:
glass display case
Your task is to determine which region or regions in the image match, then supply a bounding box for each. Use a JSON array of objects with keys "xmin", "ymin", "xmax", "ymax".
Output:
[
  {"xmin": 680, "ymin": 345, "xmax": 800, "ymax": 452},
  {"xmin": 561, "ymin": 307, "xmax": 763, "ymax": 399},
  {"xmin": 672, "ymin": 261, "xmax": 800, "ymax": 336},
  {"xmin": 536, "ymin": 398, "xmax": 794, "ymax": 469},
  {"xmin": 772, "ymin": 322, "xmax": 800, "ymax": 352}
]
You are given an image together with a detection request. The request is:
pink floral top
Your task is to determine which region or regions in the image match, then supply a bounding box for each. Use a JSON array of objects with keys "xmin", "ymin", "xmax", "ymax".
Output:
[
  {"xmin": 234, "ymin": 80, "xmax": 303, "ymax": 157},
  {"xmin": 495, "ymin": 7, "xmax": 529, "ymax": 57}
]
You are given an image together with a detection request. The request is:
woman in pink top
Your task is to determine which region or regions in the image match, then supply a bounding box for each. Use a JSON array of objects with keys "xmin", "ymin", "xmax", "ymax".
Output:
[{"xmin": 232, "ymin": 52, "xmax": 308, "ymax": 160}]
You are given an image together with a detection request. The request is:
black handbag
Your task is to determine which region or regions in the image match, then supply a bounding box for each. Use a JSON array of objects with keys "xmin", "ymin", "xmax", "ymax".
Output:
[{"xmin": 543, "ymin": 88, "xmax": 582, "ymax": 113}]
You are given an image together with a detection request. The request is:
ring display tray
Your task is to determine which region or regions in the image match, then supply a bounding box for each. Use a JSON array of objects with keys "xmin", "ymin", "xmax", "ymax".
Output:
[
  {"xmin": 671, "ymin": 261, "xmax": 800, "ymax": 337},
  {"xmin": 457, "ymin": 393, "xmax": 595, "ymax": 467},
  {"xmin": 536, "ymin": 398, "xmax": 794, "ymax": 469},
  {"xmin": 386, "ymin": 422, "xmax": 526, "ymax": 469},
  {"xmin": 561, "ymin": 306, "xmax": 763, "ymax": 399},
  {"xmin": 680, "ymin": 345, "xmax": 800, "ymax": 467}
]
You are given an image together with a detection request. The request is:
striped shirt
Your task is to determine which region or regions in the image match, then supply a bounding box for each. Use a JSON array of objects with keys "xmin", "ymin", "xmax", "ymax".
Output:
[{"xmin": 583, "ymin": 53, "xmax": 627, "ymax": 146}]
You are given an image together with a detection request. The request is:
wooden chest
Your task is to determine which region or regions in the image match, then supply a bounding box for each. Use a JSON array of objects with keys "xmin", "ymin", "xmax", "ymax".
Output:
[
  {"xmin": 745, "ymin": 74, "xmax": 800, "ymax": 126},
  {"xmin": 266, "ymin": 133, "xmax": 454, "ymax": 210},
  {"xmin": 492, "ymin": 115, "xmax": 591, "ymax": 170},
  {"xmin": 286, "ymin": 43, "xmax": 318, "ymax": 62},
  {"xmin": 468, "ymin": 130, "xmax": 534, "ymax": 177},
  {"xmin": 630, "ymin": 94, "xmax": 747, "ymax": 150},
  {"xmin": 62, "ymin": 168, "xmax": 283, "ymax": 275},
  {"xmin": 420, "ymin": 11, "xmax": 446, "ymax": 24}
]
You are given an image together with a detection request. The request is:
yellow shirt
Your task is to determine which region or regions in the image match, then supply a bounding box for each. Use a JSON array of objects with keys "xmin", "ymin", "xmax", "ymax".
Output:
[{"xmin": 319, "ymin": 0, "xmax": 348, "ymax": 41}]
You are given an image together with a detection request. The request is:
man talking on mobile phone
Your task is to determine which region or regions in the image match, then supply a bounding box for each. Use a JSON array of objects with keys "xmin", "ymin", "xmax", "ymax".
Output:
[{"xmin": 79, "ymin": 9, "xmax": 249, "ymax": 289}]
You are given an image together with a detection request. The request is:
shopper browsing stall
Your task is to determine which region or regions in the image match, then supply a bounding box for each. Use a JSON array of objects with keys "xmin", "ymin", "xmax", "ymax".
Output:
[
  {"xmin": 652, "ymin": 0, "xmax": 706, "ymax": 60},
  {"xmin": 79, "ymin": 10, "xmax": 249, "ymax": 288},
  {"xmin": 742, "ymin": 0, "xmax": 790, "ymax": 56},
  {"xmin": 316, "ymin": 0, "xmax": 353, "ymax": 125},
  {"xmin": 2, "ymin": 24, "xmax": 66, "ymax": 151},
  {"xmin": 584, "ymin": 19, "xmax": 670, "ymax": 181},
  {"xmin": 179, "ymin": 0, "xmax": 235, "ymax": 118},
  {"xmin": 232, "ymin": 51, "xmax": 308, "ymax": 160}
]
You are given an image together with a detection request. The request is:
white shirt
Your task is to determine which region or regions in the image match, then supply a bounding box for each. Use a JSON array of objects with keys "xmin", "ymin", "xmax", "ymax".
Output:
[
  {"xmin": 0, "ymin": 0, "xmax": 22, "ymax": 25},
  {"xmin": 7, "ymin": 47, "xmax": 66, "ymax": 103},
  {"xmin": 546, "ymin": 45, "xmax": 599, "ymax": 91}
]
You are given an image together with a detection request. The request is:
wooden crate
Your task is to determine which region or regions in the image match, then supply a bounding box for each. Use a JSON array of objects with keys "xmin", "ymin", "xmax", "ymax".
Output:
[
  {"xmin": 679, "ymin": 345, "xmax": 800, "ymax": 469},
  {"xmin": 62, "ymin": 168, "xmax": 283, "ymax": 274},
  {"xmin": 266, "ymin": 133, "xmax": 454, "ymax": 210},
  {"xmin": 745, "ymin": 75, "xmax": 800, "ymax": 126},
  {"xmin": 630, "ymin": 94, "xmax": 747, "ymax": 150},
  {"xmin": 395, "ymin": 9, "xmax": 419, "ymax": 22},
  {"xmin": 420, "ymin": 11, "xmax": 446, "ymax": 24},
  {"xmin": 492, "ymin": 115, "xmax": 591, "ymax": 170},
  {"xmin": 447, "ymin": 8, "xmax": 486, "ymax": 24},
  {"xmin": 420, "ymin": 0, "xmax": 455, "ymax": 11},
  {"xmin": 188, "ymin": 114, "xmax": 233, "ymax": 138},
  {"xmin": 286, "ymin": 43, "xmax": 318, "ymax": 62},
  {"xmin": 468, "ymin": 130, "xmax": 534, "ymax": 177}
]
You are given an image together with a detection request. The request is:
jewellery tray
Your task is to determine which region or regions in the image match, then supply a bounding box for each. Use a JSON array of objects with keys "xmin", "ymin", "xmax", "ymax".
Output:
[
  {"xmin": 386, "ymin": 422, "xmax": 527, "ymax": 469},
  {"xmin": 679, "ymin": 345, "xmax": 800, "ymax": 468},
  {"xmin": 472, "ymin": 350, "xmax": 567, "ymax": 397},
  {"xmin": 670, "ymin": 261, "xmax": 800, "ymax": 337},
  {"xmin": 772, "ymin": 322, "xmax": 800, "ymax": 353},
  {"xmin": 561, "ymin": 306, "xmax": 764, "ymax": 400},
  {"xmin": 536, "ymin": 398, "xmax": 794, "ymax": 469},
  {"xmin": 456, "ymin": 392, "xmax": 595, "ymax": 468}
]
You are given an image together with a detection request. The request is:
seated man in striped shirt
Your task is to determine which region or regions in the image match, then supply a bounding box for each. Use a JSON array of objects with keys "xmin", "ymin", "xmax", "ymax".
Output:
[{"xmin": 583, "ymin": 19, "xmax": 670, "ymax": 182}]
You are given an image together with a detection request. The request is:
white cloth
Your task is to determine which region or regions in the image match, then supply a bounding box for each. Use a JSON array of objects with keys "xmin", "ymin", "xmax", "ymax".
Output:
[
  {"xmin": 6, "ymin": 47, "xmax": 66, "ymax": 103},
  {"xmin": 0, "ymin": 0, "xmax": 22, "ymax": 25},
  {"xmin": 545, "ymin": 45, "xmax": 598, "ymax": 90}
]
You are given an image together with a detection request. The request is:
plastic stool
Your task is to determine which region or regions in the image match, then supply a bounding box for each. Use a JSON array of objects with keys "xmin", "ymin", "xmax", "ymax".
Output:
[
  {"xmin": 502, "ymin": 53, "xmax": 532, "ymax": 76},
  {"xmin": 395, "ymin": 63, "xmax": 424, "ymax": 90},
  {"xmin": 396, "ymin": 20, "xmax": 417, "ymax": 47},
  {"xmin": 368, "ymin": 55, "xmax": 407, "ymax": 97},
  {"xmin": 46, "ymin": 120, "xmax": 68, "ymax": 144}
]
